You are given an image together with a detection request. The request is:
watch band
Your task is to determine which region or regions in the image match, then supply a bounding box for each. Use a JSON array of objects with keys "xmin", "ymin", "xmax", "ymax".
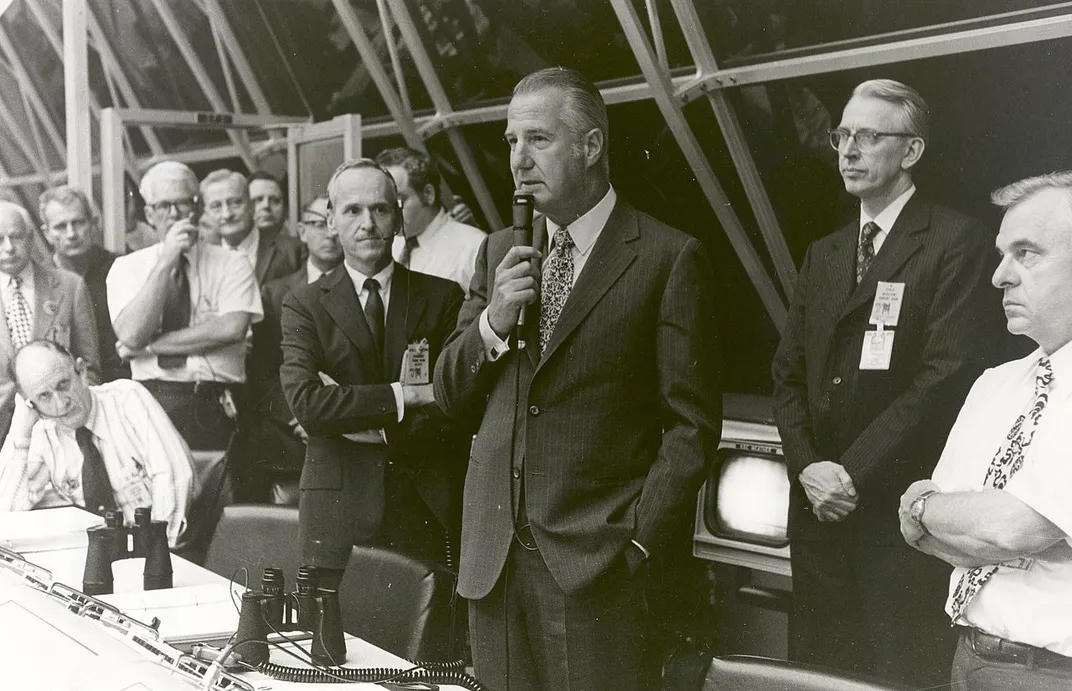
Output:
[{"xmin": 913, "ymin": 489, "xmax": 940, "ymax": 536}]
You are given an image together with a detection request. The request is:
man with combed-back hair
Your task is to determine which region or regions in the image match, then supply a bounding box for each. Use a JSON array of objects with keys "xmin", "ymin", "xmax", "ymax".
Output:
[
  {"xmin": 899, "ymin": 172, "xmax": 1072, "ymax": 690},
  {"xmin": 434, "ymin": 66, "xmax": 721, "ymax": 691},
  {"xmin": 772, "ymin": 79, "xmax": 1008, "ymax": 686},
  {"xmin": 0, "ymin": 201, "xmax": 100, "ymax": 443},
  {"xmin": 280, "ymin": 159, "xmax": 467, "ymax": 585}
]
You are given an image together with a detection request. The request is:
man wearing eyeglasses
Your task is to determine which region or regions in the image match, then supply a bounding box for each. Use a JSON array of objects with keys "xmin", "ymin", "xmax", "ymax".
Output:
[
  {"xmin": 771, "ymin": 79, "xmax": 1008, "ymax": 687},
  {"xmin": 247, "ymin": 194, "xmax": 343, "ymax": 501},
  {"xmin": 106, "ymin": 161, "xmax": 263, "ymax": 467}
]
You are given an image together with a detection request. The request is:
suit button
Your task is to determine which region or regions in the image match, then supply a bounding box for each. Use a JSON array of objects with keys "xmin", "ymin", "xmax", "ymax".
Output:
[
  {"xmin": 512, "ymin": 468, "xmax": 521, "ymax": 479},
  {"xmin": 528, "ymin": 405, "xmax": 540, "ymax": 416},
  {"xmin": 832, "ymin": 376, "xmax": 842, "ymax": 385},
  {"xmin": 470, "ymin": 365, "xmax": 478, "ymax": 373}
]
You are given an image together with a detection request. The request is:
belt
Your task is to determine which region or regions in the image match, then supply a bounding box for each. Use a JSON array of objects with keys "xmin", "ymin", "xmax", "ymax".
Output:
[{"xmin": 961, "ymin": 627, "xmax": 1071, "ymax": 667}]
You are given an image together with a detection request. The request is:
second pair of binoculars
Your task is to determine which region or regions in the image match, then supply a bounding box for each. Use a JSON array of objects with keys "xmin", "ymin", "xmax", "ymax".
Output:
[{"xmin": 235, "ymin": 565, "xmax": 346, "ymax": 667}]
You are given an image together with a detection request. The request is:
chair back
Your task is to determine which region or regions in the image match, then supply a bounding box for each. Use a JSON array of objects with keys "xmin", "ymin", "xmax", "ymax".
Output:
[
  {"xmin": 701, "ymin": 656, "xmax": 909, "ymax": 691},
  {"xmin": 203, "ymin": 504, "xmax": 301, "ymax": 586},
  {"xmin": 174, "ymin": 449, "xmax": 233, "ymax": 565},
  {"xmin": 337, "ymin": 546, "xmax": 457, "ymax": 662}
]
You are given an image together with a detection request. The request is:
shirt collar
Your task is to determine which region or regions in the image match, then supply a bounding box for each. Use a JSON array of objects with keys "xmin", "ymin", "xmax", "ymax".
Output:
[
  {"xmin": 414, "ymin": 209, "xmax": 450, "ymax": 247},
  {"xmin": 306, "ymin": 260, "xmax": 324, "ymax": 284},
  {"xmin": 227, "ymin": 226, "xmax": 259, "ymax": 254},
  {"xmin": 1039, "ymin": 340, "xmax": 1072, "ymax": 380},
  {"xmin": 861, "ymin": 185, "xmax": 916, "ymax": 235},
  {"xmin": 545, "ymin": 186, "xmax": 617, "ymax": 257},
  {"xmin": 83, "ymin": 388, "xmax": 101, "ymax": 436},
  {"xmin": 344, "ymin": 260, "xmax": 394, "ymax": 296},
  {"xmin": 4, "ymin": 261, "xmax": 34, "ymax": 287}
]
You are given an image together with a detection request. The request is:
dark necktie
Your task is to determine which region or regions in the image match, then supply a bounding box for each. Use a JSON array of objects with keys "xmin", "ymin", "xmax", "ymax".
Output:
[
  {"xmin": 399, "ymin": 236, "xmax": 419, "ymax": 268},
  {"xmin": 949, "ymin": 356, "xmax": 1053, "ymax": 624},
  {"xmin": 856, "ymin": 221, "xmax": 880, "ymax": 285},
  {"xmin": 539, "ymin": 227, "xmax": 575, "ymax": 354},
  {"xmin": 158, "ymin": 255, "xmax": 190, "ymax": 369},
  {"xmin": 78, "ymin": 427, "xmax": 115, "ymax": 516},
  {"xmin": 363, "ymin": 277, "xmax": 385, "ymax": 363}
]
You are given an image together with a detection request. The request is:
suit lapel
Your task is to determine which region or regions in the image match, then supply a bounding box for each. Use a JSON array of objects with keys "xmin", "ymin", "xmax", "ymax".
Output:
[
  {"xmin": 841, "ymin": 196, "xmax": 929, "ymax": 319},
  {"xmin": 319, "ymin": 268, "xmax": 378, "ymax": 372},
  {"xmin": 383, "ymin": 264, "xmax": 427, "ymax": 378},
  {"xmin": 537, "ymin": 201, "xmax": 638, "ymax": 367},
  {"xmin": 32, "ymin": 266, "xmax": 59, "ymax": 339}
]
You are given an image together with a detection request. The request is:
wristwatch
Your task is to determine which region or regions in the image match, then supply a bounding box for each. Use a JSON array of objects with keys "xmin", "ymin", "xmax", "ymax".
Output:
[{"xmin": 910, "ymin": 490, "xmax": 939, "ymax": 536}]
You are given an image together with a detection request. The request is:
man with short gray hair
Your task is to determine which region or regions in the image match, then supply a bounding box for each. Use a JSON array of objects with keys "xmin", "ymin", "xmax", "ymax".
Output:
[
  {"xmin": 107, "ymin": 162, "xmax": 262, "ymax": 481},
  {"xmin": 772, "ymin": 79, "xmax": 1007, "ymax": 686},
  {"xmin": 900, "ymin": 172, "xmax": 1072, "ymax": 690},
  {"xmin": 0, "ymin": 201, "xmax": 99, "ymax": 443}
]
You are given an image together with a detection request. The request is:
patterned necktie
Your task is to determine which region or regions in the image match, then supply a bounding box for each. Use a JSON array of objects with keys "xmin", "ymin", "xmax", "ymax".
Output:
[
  {"xmin": 856, "ymin": 221, "xmax": 880, "ymax": 285},
  {"xmin": 4, "ymin": 275, "xmax": 32, "ymax": 350},
  {"xmin": 399, "ymin": 236, "xmax": 419, "ymax": 268},
  {"xmin": 78, "ymin": 427, "xmax": 115, "ymax": 516},
  {"xmin": 363, "ymin": 277, "xmax": 385, "ymax": 365},
  {"xmin": 949, "ymin": 356, "xmax": 1054, "ymax": 624},
  {"xmin": 158, "ymin": 255, "xmax": 190, "ymax": 369},
  {"xmin": 540, "ymin": 227, "xmax": 575, "ymax": 354}
]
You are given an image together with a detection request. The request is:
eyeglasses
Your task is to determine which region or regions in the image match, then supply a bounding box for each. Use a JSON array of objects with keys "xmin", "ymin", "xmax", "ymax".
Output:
[
  {"xmin": 300, "ymin": 218, "xmax": 329, "ymax": 230},
  {"xmin": 828, "ymin": 128, "xmax": 918, "ymax": 151},
  {"xmin": 147, "ymin": 197, "xmax": 198, "ymax": 215}
]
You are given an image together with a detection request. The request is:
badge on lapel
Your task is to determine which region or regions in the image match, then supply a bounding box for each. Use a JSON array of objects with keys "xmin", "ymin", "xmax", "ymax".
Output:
[
  {"xmin": 401, "ymin": 339, "xmax": 430, "ymax": 384},
  {"xmin": 43, "ymin": 300, "xmax": 58, "ymax": 316}
]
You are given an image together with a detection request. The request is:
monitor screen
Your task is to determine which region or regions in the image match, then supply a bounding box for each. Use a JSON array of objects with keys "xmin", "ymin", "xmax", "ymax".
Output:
[{"xmin": 705, "ymin": 450, "xmax": 789, "ymax": 547}]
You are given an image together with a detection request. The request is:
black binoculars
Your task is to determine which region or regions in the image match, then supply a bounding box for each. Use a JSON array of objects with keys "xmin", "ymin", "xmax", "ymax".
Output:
[
  {"xmin": 83, "ymin": 508, "xmax": 173, "ymax": 596},
  {"xmin": 235, "ymin": 566, "xmax": 346, "ymax": 666}
]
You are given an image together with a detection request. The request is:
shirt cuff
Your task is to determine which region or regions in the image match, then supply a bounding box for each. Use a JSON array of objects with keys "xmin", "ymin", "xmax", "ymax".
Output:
[
  {"xmin": 479, "ymin": 309, "xmax": 511, "ymax": 362},
  {"xmin": 390, "ymin": 382, "xmax": 404, "ymax": 422}
]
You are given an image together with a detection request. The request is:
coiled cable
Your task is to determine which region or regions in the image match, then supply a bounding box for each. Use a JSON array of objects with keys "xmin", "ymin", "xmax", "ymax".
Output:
[{"xmin": 256, "ymin": 660, "xmax": 488, "ymax": 690}]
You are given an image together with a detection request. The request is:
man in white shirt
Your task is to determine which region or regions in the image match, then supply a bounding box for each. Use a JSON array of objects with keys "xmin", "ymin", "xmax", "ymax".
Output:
[
  {"xmin": 107, "ymin": 161, "xmax": 262, "ymax": 495},
  {"xmin": 771, "ymin": 79, "xmax": 1007, "ymax": 687},
  {"xmin": 376, "ymin": 147, "xmax": 484, "ymax": 295},
  {"xmin": 0, "ymin": 340, "xmax": 193, "ymax": 547},
  {"xmin": 900, "ymin": 172, "xmax": 1072, "ymax": 690}
]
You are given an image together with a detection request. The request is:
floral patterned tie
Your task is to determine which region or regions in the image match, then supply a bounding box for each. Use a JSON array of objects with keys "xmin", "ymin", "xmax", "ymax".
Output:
[
  {"xmin": 856, "ymin": 221, "xmax": 880, "ymax": 285},
  {"xmin": 949, "ymin": 356, "xmax": 1053, "ymax": 624},
  {"xmin": 539, "ymin": 227, "xmax": 574, "ymax": 355}
]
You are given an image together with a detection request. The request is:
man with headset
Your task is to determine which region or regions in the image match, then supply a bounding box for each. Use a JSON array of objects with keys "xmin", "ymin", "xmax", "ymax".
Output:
[
  {"xmin": 279, "ymin": 158, "xmax": 467, "ymax": 581},
  {"xmin": 0, "ymin": 340, "xmax": 193, "ymax": 547}
]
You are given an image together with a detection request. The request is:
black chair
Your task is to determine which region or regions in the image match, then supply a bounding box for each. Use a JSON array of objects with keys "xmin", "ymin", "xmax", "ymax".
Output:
[
  {"xmin": 174, "ymin": 449, "xmax": 234, "ymax": 565},
  {"xmin": 336, "ymin": 545, "xmax": 459, "ymax": 663},
  {"xmin": 680, "ymin": 655, "xmax": 909, "ymax": 691},
  {"xmin": 202, "ymin": 504, "xmax": 301, "ymax": 587}
]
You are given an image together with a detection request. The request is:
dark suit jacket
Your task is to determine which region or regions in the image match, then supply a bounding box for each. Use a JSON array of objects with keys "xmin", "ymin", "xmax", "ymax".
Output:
[
  {"xmin": 247, "ymin": 268, "xmax": 307, "ymax": 473},
  {"xmin": 0, "ymin": 262, "xmax": 101, "ymax": 440},
  {"xmin": 57, "ymin": 244, "xmax": 128, "ymax": 382},
  {"xmin": 280, "ymin": 263, "xmax": 467, "ymax": 567},
  {"xmin": 255, "ymin": 229, "xmax": 305, "ymax": 286},
  {"xmin": 771, "ymin": 195, "xmax": 1006, "ymax": 541},
  {"xmin": 434, "ymin": 198, "xmax": 722, "ymax": 599}
]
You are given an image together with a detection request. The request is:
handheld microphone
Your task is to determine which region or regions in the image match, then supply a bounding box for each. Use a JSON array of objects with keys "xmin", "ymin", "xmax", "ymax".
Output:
[{"xmin": 512, "ymin": 192, "xmax": 535, "ymax": 349}]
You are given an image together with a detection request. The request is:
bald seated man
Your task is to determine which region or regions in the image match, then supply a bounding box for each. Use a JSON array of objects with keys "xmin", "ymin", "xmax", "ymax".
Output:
[
  {"xmin": 0, "ymin": 202, "xmax": 100, "ymax": 444},
  {"xmin": 0, "ymin": 340, "xmax": 194, "ymax": 546}
]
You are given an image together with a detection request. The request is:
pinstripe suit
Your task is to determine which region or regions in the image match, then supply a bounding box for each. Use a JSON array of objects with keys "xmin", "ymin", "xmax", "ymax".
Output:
[
  {"xmin": 435, "ymin": 198, "xmax": 721, "ymax": 689},
  {"xmin": 772, "ymin": 194, "xmax": 1007, "ymax": 687}
]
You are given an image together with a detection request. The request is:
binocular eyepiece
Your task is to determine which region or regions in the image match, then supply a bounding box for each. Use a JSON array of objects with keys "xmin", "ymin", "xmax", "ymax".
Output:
[
  {"xmin": 234, "ymin": 566, "xmax": 346, "ymax": 667},
  {"xmin": 83, "ymin": 508, "xmax": 173, "ymax": 595}
]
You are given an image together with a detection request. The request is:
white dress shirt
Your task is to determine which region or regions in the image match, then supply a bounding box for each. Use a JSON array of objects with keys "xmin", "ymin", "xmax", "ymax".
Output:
[
  {"xmin": 107, "ymin": 242, "xmax": 263, "ymax": 383},
  {"xmin": 341, "ymin": 261, "xmax": 404, "ymax": 421},
  {"xmin": 859, "ymin": 185, "xmax": 915, "ymax": 255},
  {"xmin": 931, "ymin": 344, "xmax": 1072, "ymax": 655},
  {"xmin": 392, "ymin": 209, "xmax": 485, "ymax": 295},
  {"xmin": 224, "ymin": 227, "xmax": 260, "ymax": 272},
  {"xmin": 0, "ymin": 380, "xmax": 196, "ymax": 546},
  {"xmin": 306, "ymin": 260, "xmax": 326, "ymax": 284},
  {"xmin": 479, "ymin": 186, "xmax": 618, "ymax": 359}
]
